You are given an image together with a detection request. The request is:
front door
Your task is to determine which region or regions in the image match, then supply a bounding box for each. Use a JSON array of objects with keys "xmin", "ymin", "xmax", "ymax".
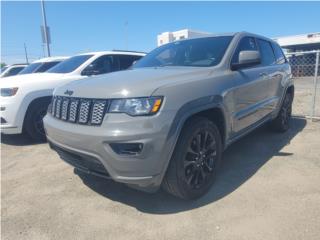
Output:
[{"xmin": 231, "ymin": 37, "xmax": 277, "ymax": 133}]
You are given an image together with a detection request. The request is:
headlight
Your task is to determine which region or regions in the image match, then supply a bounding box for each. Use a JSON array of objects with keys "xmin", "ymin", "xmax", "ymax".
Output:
[
  {"xmin": 109, "ymin": 97, "xmax": 163, "ymax": 116},
  {"xmin": 1, "ymin": 87, "xmax": 19, "ymax": 97}
]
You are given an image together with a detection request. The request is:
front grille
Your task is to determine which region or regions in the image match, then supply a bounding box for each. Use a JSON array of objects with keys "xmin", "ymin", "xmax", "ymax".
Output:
[{"xmin": 50, "ymin": 96, "xmax": 109, "ymax": 126}]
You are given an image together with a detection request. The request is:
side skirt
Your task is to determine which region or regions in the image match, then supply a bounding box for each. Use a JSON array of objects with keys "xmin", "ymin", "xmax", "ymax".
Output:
[{"xmin": 225, "ymin": 113, "xmax": 273, "ymax": 149}]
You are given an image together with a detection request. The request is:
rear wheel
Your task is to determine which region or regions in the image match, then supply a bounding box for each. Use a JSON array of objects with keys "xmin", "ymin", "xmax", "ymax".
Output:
[
  {"xmin": 271, "ymin": 92, "xmax": 292, "ymax": 132},
  {"xmin": 24, "ymin": 99, "xmax": 50, "ymax": 142},
  {"xmin": 162, "ymin": 117, "xmax": 223, "ymax": 200}
]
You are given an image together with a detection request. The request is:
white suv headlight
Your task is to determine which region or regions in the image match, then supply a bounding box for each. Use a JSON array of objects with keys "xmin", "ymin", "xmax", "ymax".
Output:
[
  {"xmin": 109, "ymin": 97, "xmax": 163, "ymax": 116},
  {"xmin": 1, "ymin": 87, "xmax": 19, "ymax": 97}
]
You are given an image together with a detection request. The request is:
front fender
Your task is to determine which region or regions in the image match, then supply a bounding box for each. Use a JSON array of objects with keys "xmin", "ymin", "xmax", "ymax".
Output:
[
  {"xmin": 15, "ymin": 89, "xmax": 54, "ymax": 129},
  {"xmin": 154, "ymin": 95, "xmax": 228, "ymax": 187}
]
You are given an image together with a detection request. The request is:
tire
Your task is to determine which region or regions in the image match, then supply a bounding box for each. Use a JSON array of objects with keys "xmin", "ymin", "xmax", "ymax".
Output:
[
  {"xmin": 271, "ymin": 92, "xmax": 293, "ymax": 132},
  {"xmin": 24, "ymin": 99, "xmax": 50, "ymax": 142},
  {"xmin": 162, "ymin": 116, "xmax": 223, "ymax": 200}
]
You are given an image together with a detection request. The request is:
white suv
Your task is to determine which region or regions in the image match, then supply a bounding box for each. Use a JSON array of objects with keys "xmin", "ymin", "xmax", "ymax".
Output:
[
  {"xmin": 0, "ymin": 51, "xmax": 145, "ymax": 141},
  {"xmin": 1, "ymin": 64, "xmax": 28, "ymax": 78},
  {"xmin": 17, "ymin": 57, "xmax": 69, "ymax": 75}
]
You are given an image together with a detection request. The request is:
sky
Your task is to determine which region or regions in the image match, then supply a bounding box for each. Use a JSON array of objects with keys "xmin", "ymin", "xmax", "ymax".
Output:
[{"xmin": 1, "ymin": 1, "xmax": 320, "ymax": 64}]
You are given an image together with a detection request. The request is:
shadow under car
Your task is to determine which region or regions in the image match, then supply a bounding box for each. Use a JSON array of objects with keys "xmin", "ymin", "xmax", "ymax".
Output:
[{"xmin": 74, "ymin": 117, "xmax": 306, "ymax": 214}]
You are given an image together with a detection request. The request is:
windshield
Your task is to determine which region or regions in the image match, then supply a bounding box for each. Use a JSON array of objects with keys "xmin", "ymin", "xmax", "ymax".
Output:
[
  {"xmin": 48, "ymin": 55, "xmax": 93, "ymax": 73},
  {"xmin": 18, "ymin": 62, "xmax": 42, "ymax": 74},
  {"xmin": 36, "ymin": 61, "xmax": 61, "ymax": 72},
  {"xmin": 134, "ymin": 36, "xmax": 233, "ymax": 68}
]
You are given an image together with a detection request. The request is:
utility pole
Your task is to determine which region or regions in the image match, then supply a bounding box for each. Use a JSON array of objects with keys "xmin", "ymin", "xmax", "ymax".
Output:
[
  {"xmin": 41, "ymin": 0, "xmax": 51, "ymax": 57},
  {"xmin": 24, "ymin": 43, "xmax": 29, "ymax": 64}
]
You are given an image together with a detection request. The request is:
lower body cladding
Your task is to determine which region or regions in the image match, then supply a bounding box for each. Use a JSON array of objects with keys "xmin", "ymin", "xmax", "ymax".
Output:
[{"xmin": 43, "ymin": 112, "xmax": 176, "ymax": 192}]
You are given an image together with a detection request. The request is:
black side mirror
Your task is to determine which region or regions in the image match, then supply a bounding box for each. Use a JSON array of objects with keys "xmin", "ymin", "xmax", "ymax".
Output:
[{"xmin": 231, "ymin": 50, "xmax": 261, "ymax": 70}]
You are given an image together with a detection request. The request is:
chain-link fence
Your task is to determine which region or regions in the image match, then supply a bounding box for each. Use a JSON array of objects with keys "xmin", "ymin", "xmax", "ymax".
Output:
[{"xmin": 285, "ymin": 50, "xmax": 320, "ymax": 120}]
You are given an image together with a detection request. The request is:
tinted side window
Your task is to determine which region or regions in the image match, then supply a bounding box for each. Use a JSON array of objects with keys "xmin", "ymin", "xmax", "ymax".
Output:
[
  {"xmin": 18, "ymin": 62, "xmax": 42, "ymax": 74},
  {"xmin": 118, "ymin": 55, "xmax": 143, "ymax": 70},
  {"xmin": 232, "ymin": 37, "xmax": 258, "ymax": 64},
  {"xmin": 272, "ymin": 42, "xmax": 286, "ymax": 64},
  {"xmin": 48, "ymin": 55, "xmax": 93, "ymax": 74},
  {"xmin": 36, "ymin": 61, "xmax": 60, "ymax": 72},
  {"xmin": 257, "ymin": 39, "xmax": 276, "ymax": 66},
  {"xmin": 82, "ymin": 55, "xmax": 119, "ymax": 75},
  {"xmin": 4, "ymin": 66, "xmax": 25, "ymax": 77}
]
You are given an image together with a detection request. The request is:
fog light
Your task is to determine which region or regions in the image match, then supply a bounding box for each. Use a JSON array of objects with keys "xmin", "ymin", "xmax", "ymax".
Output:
[{"xmin": 110, "ymin": 143, "xmax": 143, "ymax": 155}]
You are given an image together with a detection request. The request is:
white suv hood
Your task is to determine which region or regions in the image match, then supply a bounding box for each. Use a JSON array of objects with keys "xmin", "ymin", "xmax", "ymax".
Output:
[
  {"xmin": 54, "ymin": 67, "xmax": 212, "ymax": 99},
  {"xmin": 0, "ymin": 73, "xmax": 66, "ymax": 88}
]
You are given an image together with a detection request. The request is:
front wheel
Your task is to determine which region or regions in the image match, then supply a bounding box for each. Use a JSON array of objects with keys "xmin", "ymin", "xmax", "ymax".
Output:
[
  {"xmin": 162, "ymin": 117, "xmax": 223, "ymax": 200},
  {"xmin": 24, "ymin": 99, "xmax": 50, "ymax": 142}
]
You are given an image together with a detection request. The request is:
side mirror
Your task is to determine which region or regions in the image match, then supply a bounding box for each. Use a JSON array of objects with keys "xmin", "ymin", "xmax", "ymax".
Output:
[{"xmin": 231, "ymin": 50, "xmax": 261, "ymax": 70}]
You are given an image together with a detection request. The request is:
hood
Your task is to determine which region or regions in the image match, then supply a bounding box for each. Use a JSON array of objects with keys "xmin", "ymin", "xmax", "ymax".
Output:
[
  {"xmin": 0, "ymin": 72, "xmax": 66, "ymax": 88},
  {"xmin": 54, "ymin": 67, "xmax": 212, "ymax": 98}
]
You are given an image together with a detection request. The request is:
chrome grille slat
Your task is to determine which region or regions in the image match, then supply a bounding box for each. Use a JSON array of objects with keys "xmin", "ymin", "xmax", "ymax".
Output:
[
  {"xmin": 55, "ymin": 98, "xmax": 62, "ymax": 119},
  {"xmin": 68, "ymin": 99, "xmax": 79, "ymax": 122},
  {"xmin": 50, "ymin": 96, "xmax": 107, "ymax": 126},
  {"xmin": 61, "ymin": 99, "xmax": 69, "ymax": 120},
  {"xmin": 78, "ymin": 100, "xmax": 91, "ymax": 124},
  {"xmin": 52, "ymin": 97, "xmax": 57, "ymax": 116},
  {"xmin": 91, "ymin": 101, "xmax": 107, "ymax": 125}
]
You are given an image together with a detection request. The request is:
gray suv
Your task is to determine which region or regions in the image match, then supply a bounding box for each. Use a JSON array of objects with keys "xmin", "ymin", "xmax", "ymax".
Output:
[{"xmin": 44, "ymin": 32, "xmax": 293, "ymax": 199}]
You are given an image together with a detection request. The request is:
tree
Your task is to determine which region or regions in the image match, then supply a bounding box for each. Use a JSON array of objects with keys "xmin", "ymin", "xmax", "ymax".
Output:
[{"xmin": 0, "ymin": 62, "xmax": 6, "ymax": 68}]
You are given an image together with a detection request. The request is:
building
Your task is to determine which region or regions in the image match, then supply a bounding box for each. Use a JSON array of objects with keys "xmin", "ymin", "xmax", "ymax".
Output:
[
  {"xmin": 157, "ymin": 29, "xmax": 211, "ymax": 46},
  {"xmin": 274, "ymin": 32, "xmax": 320, "ymax": 52}
]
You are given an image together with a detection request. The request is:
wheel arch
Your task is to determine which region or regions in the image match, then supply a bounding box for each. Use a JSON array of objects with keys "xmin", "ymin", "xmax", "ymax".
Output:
[
  {"xmin": 167, "ymin": 96, "xmax": 228, "ymax": 150},
  {"xmin": 155, "ymin": 95, "xmax": 229, "ymax": 188},
  {"xmin": 22, "ymin": 95, "xmax": 52, "ymax": 130},
  {"xmin": 286, "ymin": 84, "xmax": 294, "ymax": 100},
  {"xmin": 12, "ymin": 89, "xmax": 54, "ymax": 131},
  {"xmin": 274, "ymin": 83, "xmax": 295, "ymax": 118}
]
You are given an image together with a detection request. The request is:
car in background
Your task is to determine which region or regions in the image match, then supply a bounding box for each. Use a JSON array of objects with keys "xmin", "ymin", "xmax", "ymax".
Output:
[
  {"xmin": 18, "ymin": 56, "xmax": 69, "ymax": 75},
  {"xmin": 0, "ymin": 50, "xmax": 146, "ymax": 141},
  {"xmin": 1, "ymin": 64, "xmax": 28, "ymax": 78}
]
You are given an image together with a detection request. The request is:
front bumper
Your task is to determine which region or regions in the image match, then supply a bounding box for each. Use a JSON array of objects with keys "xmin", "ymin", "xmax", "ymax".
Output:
[
  {"xmin": 44, "ymin": 111, "xmax": 175, "ymax": 191},
  {"xmin": 0, "ymin": 97, "xmax": 23, "ymax": 134}
]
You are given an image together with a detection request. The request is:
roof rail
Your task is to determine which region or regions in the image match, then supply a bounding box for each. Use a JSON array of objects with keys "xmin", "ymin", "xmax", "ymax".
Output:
[{"xmin": 112, "ymin": 49, "xmax": 147, "ymax": 54}]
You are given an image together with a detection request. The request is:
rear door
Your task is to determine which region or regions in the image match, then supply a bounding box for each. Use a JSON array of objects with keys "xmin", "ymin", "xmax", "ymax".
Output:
[
  {"xmin": 269, "ymin": 42, "xmax": 290, "ymax": 110},
  {"xmin": 256, "ymin": 39, "xmax": 282, "ymax": 115}
]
